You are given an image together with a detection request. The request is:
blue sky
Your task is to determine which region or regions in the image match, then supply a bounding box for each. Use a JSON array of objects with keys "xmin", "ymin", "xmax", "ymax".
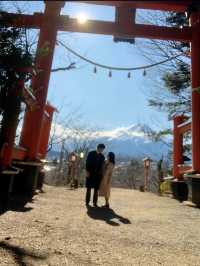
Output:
[{"xmin": 4, "ymin": 1, "xmax": 171, "ymax": 131}]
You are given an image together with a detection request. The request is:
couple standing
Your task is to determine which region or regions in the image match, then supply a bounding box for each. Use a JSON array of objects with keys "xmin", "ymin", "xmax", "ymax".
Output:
[{"xmin": 85, "ymin": 144, "xmax": 115, "ymax": 208}]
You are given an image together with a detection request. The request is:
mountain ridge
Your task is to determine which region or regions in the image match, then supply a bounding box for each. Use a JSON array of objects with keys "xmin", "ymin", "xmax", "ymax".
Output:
[{"xmin": 48, "ymin": 123, "xmax": 169, "ymax": 160}]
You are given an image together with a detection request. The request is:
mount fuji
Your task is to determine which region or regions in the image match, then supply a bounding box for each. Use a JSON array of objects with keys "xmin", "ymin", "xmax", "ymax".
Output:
[
  {"xmin": 48, "ymin": 123, "xmax": 169, "ymax": 161},
  {"xmin": 90, "ymin": 124, "xmax": 169, "ymax": 160}
]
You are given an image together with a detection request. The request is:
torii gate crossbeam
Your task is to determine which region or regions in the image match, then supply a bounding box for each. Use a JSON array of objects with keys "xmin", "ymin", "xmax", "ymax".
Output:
[
  {"xmin": 79, "ymin": 1, "xmax": 194, "ymax": 12},
  {"xmin": 3, "ymin": 12, "xmax": 192, "ymax": 42}
]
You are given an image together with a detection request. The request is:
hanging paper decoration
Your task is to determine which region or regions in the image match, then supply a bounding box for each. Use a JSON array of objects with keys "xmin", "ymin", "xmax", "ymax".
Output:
[
  {"xmin": 93, "ymin": 66, "xmax": 97, "ymax": 73},
  {"xmin": 109, "ymin": 70, "xmax": 112, "ymax": 77},
  {"xmin": 143, "ymin": 69, "xmax": 147, "ymax": 76},
  {"xmin": 127, "ymin": 72, "xmax": 131, "ymax": 79}
]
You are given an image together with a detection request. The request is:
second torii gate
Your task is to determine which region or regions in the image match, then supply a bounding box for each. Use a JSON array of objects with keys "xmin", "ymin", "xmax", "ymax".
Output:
[{"xmin": 1, "ymin": 1, "xmax": 200, "ymax": 197}]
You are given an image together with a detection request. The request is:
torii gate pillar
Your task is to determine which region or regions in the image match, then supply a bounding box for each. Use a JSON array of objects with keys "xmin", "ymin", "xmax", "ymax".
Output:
[
  {"xmin": 20, "ymin": 1, "xmax": 64, "ymax": 159},
  {"xmin": 191, "ymin": 11, "xmax": 200, "ymax": 172}
]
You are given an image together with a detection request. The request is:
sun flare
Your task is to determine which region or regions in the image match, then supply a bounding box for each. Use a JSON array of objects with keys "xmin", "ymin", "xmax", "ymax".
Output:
[{"xmin": 77, "ymin": 13, "xmax": 88, "ymax": 24}]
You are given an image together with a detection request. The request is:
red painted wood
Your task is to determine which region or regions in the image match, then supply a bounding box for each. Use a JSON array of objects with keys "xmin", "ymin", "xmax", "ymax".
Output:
[
  {"xmin": 20, "ymin": 2, "xmax": 64, "ymax": 160},
  {"xmin": 178, "ymin": 165, "xmax": 192, "ymax": 175},
  {"xmin": 62, "ymin": 18, "xmax": 192, "ymax": 42},
  {"xmin": 38, "ymin": 103, "xmax": 57, "ymax": 159},
  {"xmin": 178, "ymin": 122, "xmax": 191, "ymax": 135},
  {"xmin": 2, "ymin": 13, "xmax": 192, "ymax": 42},
  {"xmin": 12, "ymin": 146, "xmax": 27, "ymax": 161},
  {"xmin": 78, "ymin": 1, "xmax": 193, "ymax": 12}
]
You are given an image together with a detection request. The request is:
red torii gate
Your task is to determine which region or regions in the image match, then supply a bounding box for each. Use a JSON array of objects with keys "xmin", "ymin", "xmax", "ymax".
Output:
[{"xmin": 1, "ymin": 1, "xmax": 200, "ymax": 197}]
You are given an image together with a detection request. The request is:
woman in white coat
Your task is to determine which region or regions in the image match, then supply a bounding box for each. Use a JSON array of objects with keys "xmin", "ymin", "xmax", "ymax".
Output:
[{"xmin": 99, "ymin": 152, "xmax": 115, "ymax": 208}]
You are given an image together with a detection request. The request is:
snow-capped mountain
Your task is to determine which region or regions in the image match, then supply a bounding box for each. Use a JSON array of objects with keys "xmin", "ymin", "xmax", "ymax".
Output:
[
  {"xmin": 49, "ymin": 123, "xmax": 169, "ymax": 160},
  {"xmin": 90, "ymin": 124, "xmax": 169, "ymax": 160}
]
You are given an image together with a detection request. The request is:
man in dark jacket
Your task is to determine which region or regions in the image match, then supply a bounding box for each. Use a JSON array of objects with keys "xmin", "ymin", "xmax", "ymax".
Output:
[{"xmin": 85, "ymin": 144, "xmax": 105, "ymax": 207}]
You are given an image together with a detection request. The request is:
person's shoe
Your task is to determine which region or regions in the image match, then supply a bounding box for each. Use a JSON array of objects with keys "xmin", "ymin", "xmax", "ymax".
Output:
[
  {"xmin": 102, "ymin": 204, "xmax": 110, "ymax": 208},
  {"xmin": 93, "ymin": 203, "xmax": 98, "ymax": 208}
]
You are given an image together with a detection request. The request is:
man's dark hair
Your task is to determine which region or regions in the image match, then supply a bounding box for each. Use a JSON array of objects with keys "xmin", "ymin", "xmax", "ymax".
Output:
[{"xmin": 97, "ymin": 143, "xmax": 105, "ymax": 149}]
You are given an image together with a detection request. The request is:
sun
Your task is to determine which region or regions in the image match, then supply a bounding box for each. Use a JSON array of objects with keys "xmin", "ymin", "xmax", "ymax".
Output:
[{"xmin": 77, "ymin": 13, "xmax": 88, "ymax": 24}]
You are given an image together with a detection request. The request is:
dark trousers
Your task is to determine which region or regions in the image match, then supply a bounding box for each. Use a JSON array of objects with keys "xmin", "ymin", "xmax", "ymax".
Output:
[{"xmin": 86, "ymin": 188, "xmax": 98, "ymax": 205}]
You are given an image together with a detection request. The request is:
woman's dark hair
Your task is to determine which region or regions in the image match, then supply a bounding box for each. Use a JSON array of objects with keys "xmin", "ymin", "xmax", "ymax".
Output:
[{"xmin": 108, "ymin": 152, "xmax": 115, "ymax": 164}]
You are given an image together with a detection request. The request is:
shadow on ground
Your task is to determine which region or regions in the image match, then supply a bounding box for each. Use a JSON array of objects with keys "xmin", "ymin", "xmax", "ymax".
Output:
[
  {"xmin": 87, "ymin": 206, "xmax": 131, "ymax": 226},
  {"xmin": 0, "ymin": 241, "xmax": 47, "ymax": 266},
  {"xmin": 0, "ymin": 194, "xmax": 34, "ymax": 216}
]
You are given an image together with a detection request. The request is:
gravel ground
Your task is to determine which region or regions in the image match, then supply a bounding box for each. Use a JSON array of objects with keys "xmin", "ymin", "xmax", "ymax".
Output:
[{"xmin": 0, "ymin": 185, "xmax": 200, "ymax": 266}]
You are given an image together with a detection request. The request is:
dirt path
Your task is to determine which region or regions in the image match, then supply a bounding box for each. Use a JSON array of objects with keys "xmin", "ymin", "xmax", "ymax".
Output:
[{"xmin": 0, "ymin": 185, "xmax": 200, "ymax": 266}]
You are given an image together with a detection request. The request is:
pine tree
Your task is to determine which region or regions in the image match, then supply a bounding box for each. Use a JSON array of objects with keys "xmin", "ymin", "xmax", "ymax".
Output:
[
  {"xmin": 140, "ymin": 12, "xmax": 191, "ymax": 158},
  {"xmin": 0, "ymin": 11, "xmax": 34, "ymax": 155},
  {"xmin": 149, "ymin": 12, "xmax": 190, "ymax": 119}
]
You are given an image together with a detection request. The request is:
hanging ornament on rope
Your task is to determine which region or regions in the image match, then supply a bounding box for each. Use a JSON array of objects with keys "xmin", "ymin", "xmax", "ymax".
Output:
[
  {"xmin": 93, "ymin": 66, "xmax": 97, "ymax": 74},
  {"xmin": 57, "ymin": 40, "xmax": 184, "ymax": 78},
  {"xmin": 143, "ymin": 69, "xmax": 147, "ymax": 76}
]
